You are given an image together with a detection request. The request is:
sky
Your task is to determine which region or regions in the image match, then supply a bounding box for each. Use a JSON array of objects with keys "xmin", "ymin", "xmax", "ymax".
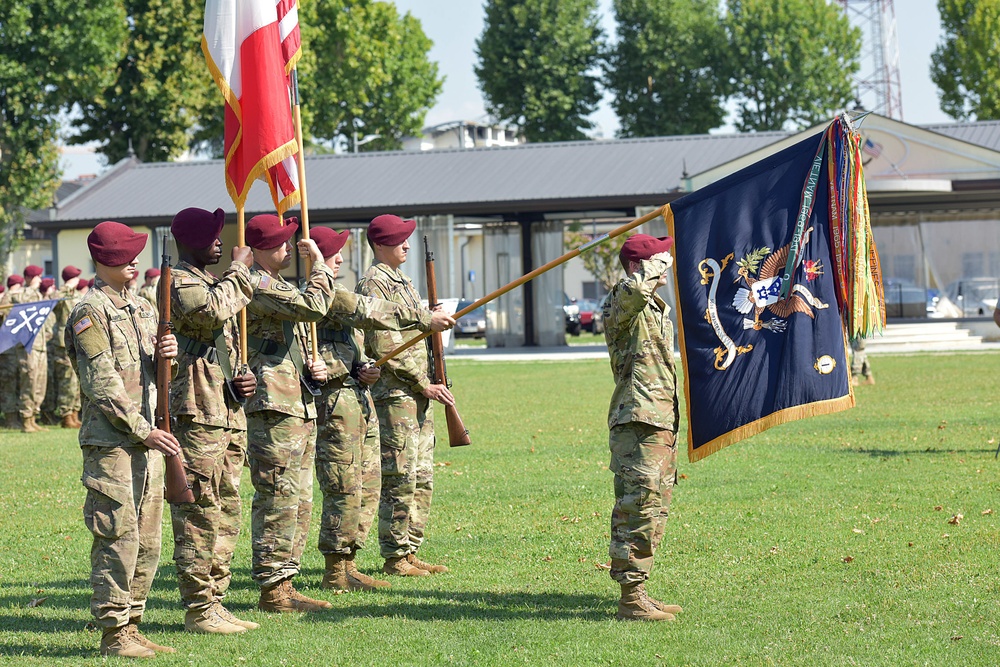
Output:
[{"xmin": 61, "ymin": 0, "xmax": 952, "ymax": 179}]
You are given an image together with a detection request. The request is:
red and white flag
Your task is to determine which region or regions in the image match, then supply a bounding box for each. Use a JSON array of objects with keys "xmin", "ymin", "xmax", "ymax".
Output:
[
  {"xmin": 265, "ymin": 0, "xmax": 302, "ymax": 213},
  {"xmin": 203, "ymin": 0, "xmax": 300, "ymax": 215}
]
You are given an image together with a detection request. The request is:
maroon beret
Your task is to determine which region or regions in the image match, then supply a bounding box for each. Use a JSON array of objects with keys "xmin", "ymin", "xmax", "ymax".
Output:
[
  {"xmin": 7, "ymin": 275, "xmax": 23, "ymax": 287},
  {"xmin": 619, "ymin": 234, "xmax": 674, "ymax": 268},
  {"xmin": 145, "ymin": 268, "xmax": 161, "ymax": 280},
  {"xmin": 171, "ymin": 207, "xmax": 226, "ymax": 250},
  {"xmin": 76, "ymin": 279, "xmax": 90, "ymax": 291},
  {"xmin": 246, "ymin": 214, "xmax": 298, "ymax": 250},
  {"xmin": 23, "ymin": 265, "xmax": 43, "ymax": 279},
  {"xmin": 88, "ymin": 221, "xmax": 148, "ymax": 267},
  {"xmin": 311, "ymin": 227, "xmax": 350, "ymax": 258},
  {"xmin": 367, "ymin": 214, "xmax": 415, "ymax": 247},
  {"xmin": 61, "ymin": 265, "xmax": 82, "ymax": 281},
  {"xmin": 40, "ymin": 278, "xmax": 55, "ymax": 292}
]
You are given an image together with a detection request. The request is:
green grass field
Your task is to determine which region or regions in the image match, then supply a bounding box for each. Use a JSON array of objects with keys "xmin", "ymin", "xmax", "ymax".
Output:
[{"xmin": 2, "ymin": 352, "xmax": 999, "ymax": 666}]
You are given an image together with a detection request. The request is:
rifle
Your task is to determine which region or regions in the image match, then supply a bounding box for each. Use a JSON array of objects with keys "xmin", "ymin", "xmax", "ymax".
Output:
[
  {"xmin": 156, "ymin": 235, "xmax": 195, "ymax": 504},
  {"xmin": 423, "ymin": 236, "xmax": 471, "ymax": 447}
]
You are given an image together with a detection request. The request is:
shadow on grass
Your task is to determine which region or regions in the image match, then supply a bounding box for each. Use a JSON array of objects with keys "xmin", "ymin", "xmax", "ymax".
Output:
[{"xmin": 841, "ymin": 447, "xmax": 997, "ymax": 459}]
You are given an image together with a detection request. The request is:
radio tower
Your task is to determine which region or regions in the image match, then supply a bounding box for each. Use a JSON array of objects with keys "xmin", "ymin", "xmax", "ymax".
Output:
[{"xmin": 837, "ymin": 0, "xmax": 904, "ymax": 120}]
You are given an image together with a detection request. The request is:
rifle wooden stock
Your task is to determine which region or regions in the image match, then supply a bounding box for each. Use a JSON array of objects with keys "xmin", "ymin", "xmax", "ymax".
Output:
[
  {"xmin": 156, "ymin": 243, "xmax": 195, "ymax": 504},
  {"xmin": 424, "ymin": 237, "xmax": 471, "ymax": 447}
]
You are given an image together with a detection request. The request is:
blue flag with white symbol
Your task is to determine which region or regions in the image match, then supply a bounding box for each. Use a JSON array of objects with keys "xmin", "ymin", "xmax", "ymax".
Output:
[
  {"xmin": 0, "ymin": 300, "xmax": 59, "ymax": 354},
  {"xmin": 667, "ymin": 117, "xmax": 881, "ymax": 462}
]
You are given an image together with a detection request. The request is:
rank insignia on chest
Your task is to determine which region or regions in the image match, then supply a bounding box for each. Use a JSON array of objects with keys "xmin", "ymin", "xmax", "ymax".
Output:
[
  {"xmin": 73, "ymin": 316, "xmax": 94, "ymax": 335},
  {"xmin": 179, "ymin": 277, "xmax": 201, "ymax": 286}
]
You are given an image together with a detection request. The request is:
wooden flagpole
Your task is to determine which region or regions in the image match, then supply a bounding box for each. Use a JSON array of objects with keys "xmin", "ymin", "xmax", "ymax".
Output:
[
  {"xmin": 374, "ymin": 205, "xmax": 668, "ymax": 367},
  {"xmin": 237, "ymin": 206, "xmax": 248, "ymax": 365},
  {"xmin": 289, "ymin": 68, "xmax": 318, "ymax": 360}
]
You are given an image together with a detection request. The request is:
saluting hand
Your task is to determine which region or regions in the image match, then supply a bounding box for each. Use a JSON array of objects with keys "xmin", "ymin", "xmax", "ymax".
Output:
[
  {"xmin": 144, "ymin": 428, "xmax": 181, "ymax": 456},
  {"xmin": 430, "ymin": 312, "xmax": 455, "ymax": 332},
  {"xmin": 155, "ymin": 333, "xmax": 178, "ymax": 359},
  {"xmin": 422, "ymin": 383, "xmax": 455, "ymax": 406}
]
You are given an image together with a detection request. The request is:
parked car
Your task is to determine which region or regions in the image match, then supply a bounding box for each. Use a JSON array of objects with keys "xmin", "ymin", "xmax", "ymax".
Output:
[
  {"xmin": 576, "ymin": 298, "xmax": 601, "ymax": 332},
  {"xmin": 882, "ymin": 279, "xmax": 928, "ymax": 318},
  {"xmin": 454, "ymin": 299, "xmax": 486, "ymax": 338},
  {"xmin": 564, "ymin": 294, "xmax": 581, "ymax": 336},
  {"xmin": 939, "ymin": 277, "xmax": 999, "ymax": 317}
]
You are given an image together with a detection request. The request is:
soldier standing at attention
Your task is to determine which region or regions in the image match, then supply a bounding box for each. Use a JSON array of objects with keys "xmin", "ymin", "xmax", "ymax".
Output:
[
  {"xmin": 167, "ymin": 207, "xmax": 259, "ymax": 634},
  {"xmin": 356, "ymin": 214, "xmax": 454, "ymax": 578},
  {"xmin": 244, "ymin": 214, "xmax": 335, "ymax": 613},
  {"xmin": 138, "ymin": 268, "xmax": 159, "ymax": 309},
  {"xmin": 66, "ymin": 221, "xmax": 181, "ymax": 658},
  {"xmin": 13, "ymin": 265, "xmax": 49, "ymax": 433},
  {"xmin": 602, "ymin": 234, "xmax": 684, "ymax": 622},
  {"xmin": 1, "ymin": 275, "xmax": 23, "ymax": 427},
  {"xmin": 309, "ymin": 227, "xmax": 455, "ymax": 592},
  {"xmin": 51, "ymin": 266, "xmax": 84, "ymax": 428}
]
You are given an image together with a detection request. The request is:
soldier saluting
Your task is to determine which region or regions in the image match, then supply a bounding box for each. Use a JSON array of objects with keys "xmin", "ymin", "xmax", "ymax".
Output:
[
  {"xmin": 166, "ymin": 207, "xmax": 259, "ymax": 634},
  {"xmin": 66, "ymin": 221, "xmax": 182, "ymax": 658}
]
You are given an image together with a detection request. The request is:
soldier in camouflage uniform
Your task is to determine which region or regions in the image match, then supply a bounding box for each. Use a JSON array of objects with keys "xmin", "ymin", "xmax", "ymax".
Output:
[
  {"xmin": 137, "ymin": 268, "xmax": 159, "ymax": 309},
  {"xmin": 46, "ymin": 266, "xmax": 84, "ymax": 428},
  {"xmin": 244, "ymin": 214, "xmax": 336, "ymax": 613},
  {"xmin": 13, "ymin": 265, "xmax": 51, "ymax": 433},
  {"xmin": 0, "ymin": 275, "xmax": 23, "ymax": 427},
  {"xmin": 66, "ymin": 221, "xmax": 182, "ymax": 658},
  {"xmin": 309, "ymin": 227, "xmax": 455, "ymax": 592},
  {"xmin": 602, "ymin": 234, "xmax": 684, "ymax": 622},
  {"xmin": 356, "ymin": 214, "xmax": 454, "ymax": 577},
  {"xmin": 166, "ymin": 207, "xmax": 260, "ymax": 634}
]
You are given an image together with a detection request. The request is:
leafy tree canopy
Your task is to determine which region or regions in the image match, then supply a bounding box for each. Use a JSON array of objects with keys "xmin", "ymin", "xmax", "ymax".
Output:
[
  {"xmin": 931, "ymin": 0, "xmax": 1000, "ymax": 120},
  {"xmin": 476, "ymin": 0, "xmax": 604, "ymax": 142}
]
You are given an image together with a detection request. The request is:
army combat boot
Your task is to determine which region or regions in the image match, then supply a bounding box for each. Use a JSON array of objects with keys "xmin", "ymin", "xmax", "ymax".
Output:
[
  {"xmin": 259, "ymin": 579, "xmax": 331, "ymax": 613},
  {"xmin": 345, "ymin": 552, "xmax": 391, "ymax": 590},
  {"xmin": 383, "ymin": 555, "xmax": 429, "ymax": 577},
  {"xmin": 321, "ymin": 553, "xmax": 350, "ymax": 591},
  {"xmin": 407, "ymin": 553, "xmax": 449, "ymax": 574},
  {"xmin": 616, "ymin": 583, "xmax": 678, "ymax": 622},
  {"xmin": 213, "ymin": 602, "xmax": 259, "ymax": 630},
  {"xmin": 184, "ymin": 605, "xmax": 247, "ymax": 634},
  {"xmin": 21, "ymin": 416, "xmax": 44, "ymax": 433},
  {"xmin": 127, "ymin": 622, "xmax": 177, "ymax": 653},
  {"xmin": 100, "ymin": 625, "xmax": 155, "ymax": 658}
]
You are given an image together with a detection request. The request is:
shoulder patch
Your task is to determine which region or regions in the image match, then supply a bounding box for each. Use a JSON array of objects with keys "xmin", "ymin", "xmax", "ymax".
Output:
[
  {"xmin": 275, "ymin": 281, "xmax": 294, "ymax": 291},
  {"xmin": 73, "ymin": 316, "xmax": 94, "ymax": 335},
  {"xmin": 259, "ymin": 274, "xmax": 272, "ymax": 290}
]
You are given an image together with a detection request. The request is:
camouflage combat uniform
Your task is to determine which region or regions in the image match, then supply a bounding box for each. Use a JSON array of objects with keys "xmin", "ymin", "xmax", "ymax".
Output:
[
  {"xmin": 48, "ymin": 282, "xmax": 83, "ymax": 419},
  {"xmin": 245, "ymin": 262, "xmax": 335, "ymax": 588},
  {"xmin": 356, "ymin": 263, "xmax": 438, "ymax": 560},
  {"xmin": 168, "ymin": 260, "xmax": 254, "ymax": 611},
  {"xmin": 602, "ymin": 257, "xmax": 679, "ymax": 585},
  {"xmin": 850, "ymin": 337, "xmax": 872, "ymax": 381},
  {"xmin": 65, "ymin": 279, "xmax": 165, "ymax": 628},
  {"xmin": 138, "ymin": 281, "xmax": 158, "ymax": 310},
  {"xmin": 12, "ymin": 285, "xmax": 51, "ymax": 422},
  {"xmin": 0, "ymin": 289, "xmax": 20, "ymax": 421},
  {"xmin": 315, "ymin": 284, "xmax": 433, "ymax": 557}
]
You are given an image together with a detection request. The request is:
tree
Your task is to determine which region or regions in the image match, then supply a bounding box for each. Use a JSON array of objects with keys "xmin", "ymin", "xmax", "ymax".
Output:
[
  {"xmin": 0, "ymin": 2, "xmax": 126, "ymax": 267},
  {"xmin": 302, "ymin": 0, "xmax": 442, "ymax": 152},
  {"xmin": 725, "ymin": 0, "xmax": 860, "ymax": 132},
  {"xmin": 605, "ymin": 0, "xmax": 731, "ymax": 138},
  {"xmin": 476, "ymin": 0, "xmax": 604, "ymax": 142},
  {"xmin": 565, "ymin": 227, "xmax": 632, "ymax": 294},
  {"xmin": 71, "ymin": 0, "xmax": 214, "ymax": 163},
  {"xmin": 931, "ymin": 0, "xmax": 1000, "ymax": 120}
]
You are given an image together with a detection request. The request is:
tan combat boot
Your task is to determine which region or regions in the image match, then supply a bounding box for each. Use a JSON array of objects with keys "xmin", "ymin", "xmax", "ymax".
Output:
[
  {"xmin": 21, "ymin": 416, "xmax": 44, "ymax": 433},
  {"xmin": 185, "ymin": 605, "xmax": 247, "ymax": 634},
  {"xmin": 61, "ymin": 413, "xmax": 80, "ymax": 429},
  {"xmin": 321, "ymin": 553, "xmax": 350, "ymax": 591},
  {"xmin": 213, "ymin": 602, "xmax": 260, "ymax": 630},
  {"xmin": 70, "ymin": 411, "xmax": 83, "ymax": 427},
  {"xmin": 383, "ymin": 555, "xmax": 430, "ymax": 577},
  {"xmin": 127, "ymin": 622, "xmax": 177, "ymax": 653},
  {"xmin": 864, "ymin": 374, "xmax": 876, "ymax": 385},
  {"xmin": 616, "ymin": 583, "xmax": 678, "ymax": 622},
  {"xmin": 345, "ymin": 552, "xmax": 391, "ymax": 590},
  {"xmin": 407, "ymin": 553, "xmax": 449, "ymax": 574},
  {"xmin": 259, "ymin": 579, "xmax": 332, "ymax": 613},
  {"xmin": 100, "ymin": 625, "xmax": 155, "ymax": 658},
  {"xmin": 287, "ymin": 580, "xmax": 333, "ymax": 610}
]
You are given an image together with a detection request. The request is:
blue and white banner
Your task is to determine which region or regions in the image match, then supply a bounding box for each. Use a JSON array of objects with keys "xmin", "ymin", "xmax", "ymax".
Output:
[{"xmin": 0, "ymin": 300, "xmax": 59, "ymax": 354}]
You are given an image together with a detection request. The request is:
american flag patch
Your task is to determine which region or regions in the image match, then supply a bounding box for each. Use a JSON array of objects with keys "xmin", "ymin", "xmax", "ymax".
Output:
[
  {"xmin": 73, "ymin": 316, "xmax": 94, "ymax": 334},
  {"xmin": 259, "ymin": 274, "xmax": 272, "ymax": 290}
]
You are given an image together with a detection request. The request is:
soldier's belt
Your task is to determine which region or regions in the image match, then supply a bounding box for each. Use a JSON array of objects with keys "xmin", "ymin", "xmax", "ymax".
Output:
[
  {"xmin": 316, "ymin": 328, "xmax": 351, "ymax": 343},
  {"xmin": 247, "ymin": 335, "xmax": 288, "ymax": 358},
  {"xmin": 174, "ymin": 333, "xmax": 220, "ymax": 365}
]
